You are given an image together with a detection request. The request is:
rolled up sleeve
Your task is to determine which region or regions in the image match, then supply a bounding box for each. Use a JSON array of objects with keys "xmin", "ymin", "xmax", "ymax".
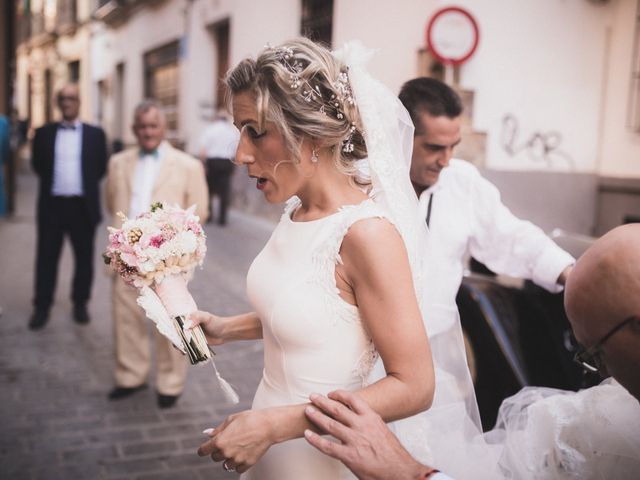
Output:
[{"xmin": 468, "ymin": 172, "xmax": 574, "ymax": 293}]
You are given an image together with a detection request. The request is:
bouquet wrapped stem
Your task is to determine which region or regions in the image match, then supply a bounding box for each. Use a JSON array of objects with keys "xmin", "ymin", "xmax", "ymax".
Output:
[
  {"xmin": 154, "ymin": 272, "xmax": 211, "ymax": 365},
  {"xmin": 174, "ymin": 316, "xmax": 211, "ymax": 364}
]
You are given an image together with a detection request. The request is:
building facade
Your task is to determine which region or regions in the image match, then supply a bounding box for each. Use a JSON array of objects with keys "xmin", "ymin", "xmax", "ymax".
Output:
[
  {"xmin": 13, "ymin": 0, "xmax": 640, "ymax": 233},
  {"xmin": 15, "ymin": 0, "xmax": 98, "ymax": 128}
]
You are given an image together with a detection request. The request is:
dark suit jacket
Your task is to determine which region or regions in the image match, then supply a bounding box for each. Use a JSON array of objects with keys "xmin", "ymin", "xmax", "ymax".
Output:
[{"xmin": 31, "ymin": 122, "xmax": 108, "ymax": 224}]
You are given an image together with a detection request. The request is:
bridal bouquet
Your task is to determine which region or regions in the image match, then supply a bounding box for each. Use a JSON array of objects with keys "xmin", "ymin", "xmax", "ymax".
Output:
[{"xmin": 103, "ymin": 202, "xmax": 212, "ymax": 365}]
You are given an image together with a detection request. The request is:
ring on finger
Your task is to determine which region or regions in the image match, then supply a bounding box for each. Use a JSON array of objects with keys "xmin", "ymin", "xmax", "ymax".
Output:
[{"xmin": 223, "ymin": 460, "xmax": 236, "ymax": 472}]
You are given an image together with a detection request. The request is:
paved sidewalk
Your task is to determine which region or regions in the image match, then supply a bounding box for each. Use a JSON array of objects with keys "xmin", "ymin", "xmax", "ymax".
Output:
[{"xmin": 0, "ymin": 172, "xmax": 274, "ymax": 479}]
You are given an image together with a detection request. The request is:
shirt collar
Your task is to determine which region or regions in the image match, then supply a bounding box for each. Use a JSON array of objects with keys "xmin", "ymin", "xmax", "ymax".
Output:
[
  {"xmin": 59, "ymin": 119, "xmax": 81, "ymax": 130},
  {"xmin": 421, "ymin": 171, "xmax": 447, "ymax": 197},
  {"xmin": 139, "ymin": 148, "xmax": 159, "ymax": 159}
]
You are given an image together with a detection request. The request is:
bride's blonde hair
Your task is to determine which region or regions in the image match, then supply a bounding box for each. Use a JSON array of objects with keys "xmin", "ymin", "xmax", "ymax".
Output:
[{"xmin": 225, "ymin": 37, "xmax": 368, "ymax": 181}]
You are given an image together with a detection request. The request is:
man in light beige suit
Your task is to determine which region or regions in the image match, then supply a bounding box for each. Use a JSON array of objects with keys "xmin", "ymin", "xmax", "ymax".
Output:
[{"xmin": 105, "ymin": 100, "xmax": 208, "ymax": 408}]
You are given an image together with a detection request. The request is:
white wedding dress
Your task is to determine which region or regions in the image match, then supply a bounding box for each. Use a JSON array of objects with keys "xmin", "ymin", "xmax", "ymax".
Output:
[{"xmin": 241, "ymin": 197, "xmax": 388, "ymax": 480}]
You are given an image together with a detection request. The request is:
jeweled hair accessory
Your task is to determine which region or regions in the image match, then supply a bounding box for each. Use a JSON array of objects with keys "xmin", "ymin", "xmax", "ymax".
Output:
[{"xmin": 268, "ymin": 44, "xmax": 358, "ymax": 153}]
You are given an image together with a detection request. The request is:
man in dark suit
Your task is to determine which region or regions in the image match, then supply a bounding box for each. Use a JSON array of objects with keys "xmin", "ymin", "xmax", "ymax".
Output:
[{"xmin": 29, "ymin": 84, "xmax": 108, "ymax": 330}]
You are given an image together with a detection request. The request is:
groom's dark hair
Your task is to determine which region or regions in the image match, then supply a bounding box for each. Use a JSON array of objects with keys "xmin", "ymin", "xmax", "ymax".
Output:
[{"xmin": 399, "ymin": 78, "xmax": 463, "ymax": 135}]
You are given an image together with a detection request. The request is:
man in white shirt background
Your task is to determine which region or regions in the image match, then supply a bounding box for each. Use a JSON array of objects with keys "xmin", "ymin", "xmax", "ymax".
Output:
[
  {"xmin": 397, "ymin": 78, "xmax": 576, "ymax": 430},
  {"xmin": 29, "ymin": 84, "xmax": 108, "ymax": 330},
  {"xmin": 197, "ymin": 111, "xmax": 239, "ymax": 226},
  {"xmin": 105, "ymin": 100, "xmax": 208, "ymax": 408},
  {"xmin": 398, "ymin": 77, "xmax": 574, "ymax": 313}
]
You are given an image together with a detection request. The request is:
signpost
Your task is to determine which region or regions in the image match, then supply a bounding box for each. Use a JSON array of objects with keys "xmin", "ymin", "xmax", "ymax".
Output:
[{"xmin": 426, "ymin": 6, "xmax": 480, "ymax": 84}]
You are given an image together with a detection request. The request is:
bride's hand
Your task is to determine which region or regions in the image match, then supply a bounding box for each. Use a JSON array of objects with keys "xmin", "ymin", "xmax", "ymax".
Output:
[
  {"xmin": 198, "ymin": 410, "xmax": 276, "ymax": 473},
  {"xmin": 184, "ymin": 311, "xmax": 226, "ymax": 346}
]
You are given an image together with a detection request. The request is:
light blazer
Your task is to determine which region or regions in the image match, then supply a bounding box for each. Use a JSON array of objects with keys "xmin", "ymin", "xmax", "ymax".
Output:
[{"xmin": 105, "ymin": 141, "xmax": 209, "ymax": 226}]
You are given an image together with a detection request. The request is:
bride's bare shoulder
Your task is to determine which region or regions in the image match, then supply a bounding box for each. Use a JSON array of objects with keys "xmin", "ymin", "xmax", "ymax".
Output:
[{"xmin": 340, "ymin": 216, "xmax": 408, "ymax": 269}]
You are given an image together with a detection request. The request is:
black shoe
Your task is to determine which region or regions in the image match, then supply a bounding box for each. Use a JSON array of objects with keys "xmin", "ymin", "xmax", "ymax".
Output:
[
  {"xmin": 157, "ymin": 393, "xmax": 180, "ymax": 409},
  {"xmin": 73, "ymin": 304, "xmax": 90, "ymax": 324},
  {"xmin": 108, "ymin": 384, "xmax": 147, "ymax": 400},
  {"xmin": 28, "ymin": 308, "xmax": 49, "ymax": 330}
]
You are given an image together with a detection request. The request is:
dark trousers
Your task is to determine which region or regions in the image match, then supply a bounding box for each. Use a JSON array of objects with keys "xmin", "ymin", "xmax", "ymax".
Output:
[
  {"xmin": 34, "ymin": 196, "xmax": 97, "ymax": 311},
  {"xmin": 206, "ymin": 158, "xmax": 234, "ymax": 225}
]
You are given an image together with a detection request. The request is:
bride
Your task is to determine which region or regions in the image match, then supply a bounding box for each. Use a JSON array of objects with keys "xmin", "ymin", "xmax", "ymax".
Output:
[{"xmin": 187, "ymin": 38, "xmax": 440, "ymax": 479}]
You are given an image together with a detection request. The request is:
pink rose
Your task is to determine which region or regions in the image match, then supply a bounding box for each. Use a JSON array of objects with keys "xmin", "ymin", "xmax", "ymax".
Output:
[{"xmin": 149, "ymin": 234, "xmax": 165, "ymax": 248}]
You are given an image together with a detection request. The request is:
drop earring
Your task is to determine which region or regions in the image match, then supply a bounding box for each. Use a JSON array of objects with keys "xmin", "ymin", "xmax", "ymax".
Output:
[{"xmin": 311, "ymin": 149, "xmax": 319, "ymax": 163}]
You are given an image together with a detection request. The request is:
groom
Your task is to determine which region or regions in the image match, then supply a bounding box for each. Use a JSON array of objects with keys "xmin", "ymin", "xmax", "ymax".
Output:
[
  {"xmin": 105, "ymin": 100, "xmax": 208, "ymax": 408},
  {"xmin": 303, "ymin": 223, "xmax": 640, "ymax": 479}
]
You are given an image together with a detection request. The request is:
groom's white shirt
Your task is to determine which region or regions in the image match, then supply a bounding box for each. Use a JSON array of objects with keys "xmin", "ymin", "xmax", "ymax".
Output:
[
  {"xmin": 420, "ymin": 159, "xmax": 574, "ymax": 322},
  {"xmin": 52, "ymin": 120, "xmax": 83, "ymax": 196}
]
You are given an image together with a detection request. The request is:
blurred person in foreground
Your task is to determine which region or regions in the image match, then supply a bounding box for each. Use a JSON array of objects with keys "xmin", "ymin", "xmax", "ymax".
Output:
[
  {"xmin": 304, "ymin": 224, "xmax": 640, "ymax": 479},
  {"xmin": 399, "ymin": 77, "xmax": 574, "ymax": 312},
  {"xmin": 105, "ymin": 100, "xmax": 208, "ymax": 408},
  {"xmin": 564, "ymin": 223, "xmax": 640, "ymax": 402},
  {"xmin": 197, "ymin": 110, "xmax": 239, "ymax": 225},
  {"xmin": 29, "ymin": 84, "xmax": 108, "ymax": 330}
]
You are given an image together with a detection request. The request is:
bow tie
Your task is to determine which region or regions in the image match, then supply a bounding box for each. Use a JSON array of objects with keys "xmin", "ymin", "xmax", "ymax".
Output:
[
  {"xmin": 140, "ymin": 149, "xmax": 160, "ymax": 159},
  {"xmin": 59, "ymin": 123, "xmax": 77, "ymax": 130}
]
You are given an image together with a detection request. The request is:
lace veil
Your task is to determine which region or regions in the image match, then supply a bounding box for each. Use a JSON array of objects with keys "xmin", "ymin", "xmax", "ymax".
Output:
[{"xmin": 334, "ymin": 42, "xmax": 500, "ymax": 479}]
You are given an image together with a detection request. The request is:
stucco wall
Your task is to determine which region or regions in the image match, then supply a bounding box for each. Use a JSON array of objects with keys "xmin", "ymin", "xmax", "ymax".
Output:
[
  {"xmin": 600, "ymin": 0, "xmax": 640, "ymax": 178},
  {"xmin": 339, "ymin": 0, "xmax": 638, "ymax": 179}
]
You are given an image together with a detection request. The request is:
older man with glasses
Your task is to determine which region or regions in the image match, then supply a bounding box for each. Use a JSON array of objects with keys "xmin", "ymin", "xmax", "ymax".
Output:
[{"xmin": 565, "ymin": 223, "xmax": 640, "ymax": 401}]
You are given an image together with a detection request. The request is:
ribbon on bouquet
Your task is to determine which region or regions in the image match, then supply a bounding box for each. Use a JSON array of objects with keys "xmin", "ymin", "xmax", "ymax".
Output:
[{"xmin": 137, "ymin": 281, "xmax": 239, "ymax": 405}]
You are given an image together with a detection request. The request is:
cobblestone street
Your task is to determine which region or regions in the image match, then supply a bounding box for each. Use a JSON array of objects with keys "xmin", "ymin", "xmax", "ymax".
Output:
[{"xmin": 0, "ymin": 172, "xmax": 274, "ymax": 479}]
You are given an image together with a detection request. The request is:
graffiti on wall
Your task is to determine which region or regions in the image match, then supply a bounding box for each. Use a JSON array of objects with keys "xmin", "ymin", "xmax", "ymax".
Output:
[{"xmin": 500, "ymin": 114, "xmax": 575, "ymax": 170}]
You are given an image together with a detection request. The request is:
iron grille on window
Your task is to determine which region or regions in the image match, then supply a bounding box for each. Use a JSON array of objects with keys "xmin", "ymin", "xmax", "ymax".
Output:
[
  {"xmin": 300, "ymin": 0, "xmax": 333, "ymax": 47},
  {"xmin": 56, "ymin": 0, "xmax": 77, "ymax": 30},
  {"xmin": 144, "ymin": 41, "xmax": 180, "ymax": 142},
  {"xmin": 68, "ymin": 60, "xmax": 80, "ymax": 83}
]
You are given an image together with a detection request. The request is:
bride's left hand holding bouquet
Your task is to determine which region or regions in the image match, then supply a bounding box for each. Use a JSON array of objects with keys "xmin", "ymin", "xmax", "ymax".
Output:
[{"xmin": 103, "ymin": 202, "xmax": 212, "ymax": 365}]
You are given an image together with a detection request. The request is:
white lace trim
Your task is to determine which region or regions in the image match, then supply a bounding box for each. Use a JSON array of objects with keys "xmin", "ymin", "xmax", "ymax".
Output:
[{"xmin": 354, "ymin": 338, "xmax": 378, "ymax": 387}]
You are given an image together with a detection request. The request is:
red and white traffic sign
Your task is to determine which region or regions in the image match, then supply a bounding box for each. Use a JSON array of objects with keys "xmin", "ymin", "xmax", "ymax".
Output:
[{"xmin": 426, "ymin": 6, "xmax": 480, "ymax": 66}]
